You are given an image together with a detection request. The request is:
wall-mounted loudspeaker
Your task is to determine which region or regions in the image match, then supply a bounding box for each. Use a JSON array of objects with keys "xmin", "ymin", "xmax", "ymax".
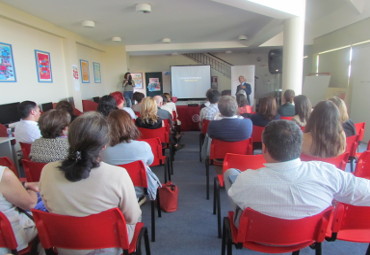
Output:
[{"xmin": 268, "ymin": 49, "xmax": 282, "ymax": 74}]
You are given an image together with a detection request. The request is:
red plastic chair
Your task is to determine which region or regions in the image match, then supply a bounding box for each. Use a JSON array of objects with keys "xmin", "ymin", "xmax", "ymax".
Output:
[
  {"xmin": 0, "ymin": 211, "xmax": 37, "ymax": 255},
  {"xmin": 19, "ymin": 142, "xmax": 32, "ymax": 160},
  {"xmin": 0, "ymin": 123, "xmax": 7, "ymax": 137},
  {"xmin": 0, "ymin": 156, "xmax": 22, "ymax": 180},
  {"xmin": 251, "ymin": 125, "xmax": 264, "ymax": 151},
  {"xmin": 32, "ymin": 208, "xmax": 150, "ymax": 255},
  {"xmin": 280, "ymin": 116, "xmax": 294, "ymax": 120},
  {"xmin": 199, "ymin": 119, "xmax": 211, "ymax": 162},
  {"xmin": 353, "ymin": 150, "xmax": 370, "ymax": 179},
  {"xmin": 326, "ymin": 202, "xmax": 370, "ymax": 254},
  {"xmin": 354, "ymin": 122, "xmax": 366, "ymax": 143},
  {"xmin": 118, "ymin": 160, "xmax": 161, "ymax": 242},
  {"xmin": 139, "ymin": 138, "xmax": 171, "ymax": 182},
  {"xmin": 21, "ymin": 159, "xmax": 47, "ymax": 182},
  {"xmin": 72, "ymin": 107, "xmax": 83, "ymax": 116},
  {"xmin": 205, "ymin": 138, "xmax": 253, "ymax": 200},
  {"xmin": 300, "ymin": 152, "xmax": 349, "ymax": 171},
  {"xmin": 222, "ymin": 207, "xmax": 333, "ymax": 255},
  {"xmin": 214, "ymin": 153, "xmax": 265, "ymax": 237},
  {"xmin": 82, "ymin": 100, "xmax": 98, "ymax": 112}
]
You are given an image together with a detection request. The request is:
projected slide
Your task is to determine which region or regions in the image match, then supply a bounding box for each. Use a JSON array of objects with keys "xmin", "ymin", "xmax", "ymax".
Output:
[{"xmin": 171, "ymin": 65, "xmax": 211, "ymax": 99}]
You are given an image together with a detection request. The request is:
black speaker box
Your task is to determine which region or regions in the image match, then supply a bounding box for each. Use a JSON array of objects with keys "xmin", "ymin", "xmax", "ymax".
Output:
[{"xmin": 268, "ymin": 49, "xmax": 282, "ymax": 74}]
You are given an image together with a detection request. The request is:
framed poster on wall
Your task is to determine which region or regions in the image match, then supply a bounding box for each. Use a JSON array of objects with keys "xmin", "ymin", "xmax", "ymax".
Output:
[
  {"xmin": 145, "ymin": 72, "xmax": 163, "ymax": 97},
  {"xmin": 131, "ymin": 72, "xmax": 143, "ymax": 89},
  {"xmin": 0, "ymin": 42, "xmax": 16, "ymax": 82},
  {"xmin": 93, "ymin": 62, "xmax": 101, "ymax": 83},
  {"xmin": 80, "ymin": 59, "xmax": 89, "ymax": 83},
  {"xmin": 35, "ymin": 50, "xmax": 52, "ymax": 82}
]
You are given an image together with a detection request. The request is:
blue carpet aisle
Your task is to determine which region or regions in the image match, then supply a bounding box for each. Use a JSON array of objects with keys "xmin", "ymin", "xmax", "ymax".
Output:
[{"xmin": 140, "ymin": 131, "xmax": 368, "ymax": 255}]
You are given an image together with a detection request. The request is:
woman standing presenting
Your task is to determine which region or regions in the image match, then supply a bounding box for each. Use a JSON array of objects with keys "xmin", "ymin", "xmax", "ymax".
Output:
[{"xmin": 122, "ymin": 72, "xmax": 135, "ymax": 107}]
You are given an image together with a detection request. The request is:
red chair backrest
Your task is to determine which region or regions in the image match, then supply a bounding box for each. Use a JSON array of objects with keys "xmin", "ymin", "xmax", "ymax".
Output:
[
  {"xmin": 21, "ymin": 159, "xmax": 47, "ymax": 182},
  {"xmin": 201, "ymin": 119, "xmax": 210, "ymax": 134},
  {"xmin": 138, "ymin": 127, "xmax": 170, "ymax": 145},
  {"xmin": 329, "ymin": 202, "xmax": 370, "ymax": 242},
  {"xmin": 280, "ymin": 116, "xmax": 294, "ymax": 120},
  {"xmin": 354, "ymin": 150, "xmax": 370, "ymax": 179},
  {"xmin": 73, "ymin": 107, "xmax": 83, "ymax": 116},
  {"xmin": 0, "ymin": 157, "xmax": 18, "ymax": 178},
  {"xmin": 0, "ymin": 211, "xmax": 19, "ymax": 252},
  {"xmin": 31, "ymin": 208, "xmax": 131, "ymax": 252},
  {"xmin": 223, "ymin": 153, "xmax": 265, "ymax": 172},
  {"xmin": 210, "ymin": 138, "xmax": 253, "ymax": 161},
  {"xmin": 19, "ymin": 142, "xmax": 32, "ymax": 160},
  {"xmin": 251, "ymin": 125, "xmax": 264, "ymax": 143},
  {"xmin": 345, "ymin": 135, "xmax": 359, "ymax": 157},
  {"xmin": 234, "ymin": 207, "xmax": 332, "ymax": 252},
  {"xmin": 354, "ymin": 122, "xmax": 366, "ymax": 142},
  {"xmin": 300, "ymin": 152, "xmax": 349, "ymax": 171},
  {"xmin": 82, "ymin": 100, "xmax": 98, "ymax": 112},
  {"xmin": 0, "ymin": 124, "xmax": 7, "ymax": 137},
  {"xmin": 138, "ymin": 138, "xmax": 165, "ymax": 167},
  {"xmin": 118, "ymin": 160, "xmax": 148, "ymax": 188}
]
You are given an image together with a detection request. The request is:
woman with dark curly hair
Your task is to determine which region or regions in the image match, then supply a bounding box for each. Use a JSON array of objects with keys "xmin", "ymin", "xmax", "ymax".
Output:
[
  {"xmin": 40, "ymin": 112, "xmax": 141, "ymax": 255},
  {"xmin": 97, "ymin": 95, "xmax": 117, "ymax": 117}
]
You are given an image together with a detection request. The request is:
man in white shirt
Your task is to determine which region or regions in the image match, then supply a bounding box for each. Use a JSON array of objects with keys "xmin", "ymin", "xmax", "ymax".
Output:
[
  {"xmin": 14, "ymin": 101, "xmax": 42, "ymax": 143},
  {"xmin": 225, "ymin": 120, "xmax": 370, "ymax": 225},
  {"xmin": 199, "ymin": 89, "xmax": 220, "ymax": 125}
]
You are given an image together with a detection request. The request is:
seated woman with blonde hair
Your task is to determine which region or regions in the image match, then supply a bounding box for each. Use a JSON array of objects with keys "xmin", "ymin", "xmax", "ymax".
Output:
[
  {"xmin": 329, "ymin": 96, "xmax": 356, "ymax": 137},
  {"xmin": 302, "ymin": 100, "xmax": 346, "ymax": 158},
  {"xmin": 135, "ymin": 97, "xmax": 164, "ymax": 129}
]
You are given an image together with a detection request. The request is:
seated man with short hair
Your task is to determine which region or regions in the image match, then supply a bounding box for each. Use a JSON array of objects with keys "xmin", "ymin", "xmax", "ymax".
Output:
[
  {"xmin": 225, "ymin": 120, "xmax": 370, "ymax": 226},
  {"xmin": 14, "ymin": 100, "xmax": 41, "ymax": 143}
]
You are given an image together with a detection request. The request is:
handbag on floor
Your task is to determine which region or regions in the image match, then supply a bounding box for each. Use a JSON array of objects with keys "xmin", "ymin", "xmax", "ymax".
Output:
[{"xmin": 158, "ymin": 182, "xmax": 178, "ymax": 212}]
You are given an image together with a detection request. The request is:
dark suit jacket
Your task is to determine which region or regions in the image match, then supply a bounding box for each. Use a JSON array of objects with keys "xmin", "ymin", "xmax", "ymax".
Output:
[{"xmin": 236, "ymin": 82, "xmax": 252, "ymax": 105}]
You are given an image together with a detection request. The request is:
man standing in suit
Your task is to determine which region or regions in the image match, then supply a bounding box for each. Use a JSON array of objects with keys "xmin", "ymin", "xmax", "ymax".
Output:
[{"xmin": 236, "ymin": 75, "xmax": 252, "ymax": 105}]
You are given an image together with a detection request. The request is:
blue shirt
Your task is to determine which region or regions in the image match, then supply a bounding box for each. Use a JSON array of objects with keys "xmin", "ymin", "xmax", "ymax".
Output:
[{"xmin": 208, "ymin": 117, "xmax": 253, "ymax": 142}]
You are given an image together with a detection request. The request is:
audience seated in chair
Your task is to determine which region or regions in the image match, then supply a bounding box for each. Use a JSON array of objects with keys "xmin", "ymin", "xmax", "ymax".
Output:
[
  {"xmin": 224, "ymin": 120, "xmax": 370, "ymax": 229},
  {"xmin": 132, "ymin": 92, "xmax": 145, "ymax": 113},
  {"xmin": 302, "ymin": 100, "xmax": 346, "ymax": 158},
  {"xmin": 329, "ymin": 96, "xmax": 356, "ymax": 137},
  {"xmin": 136, "ymin": 97, "xmax": 164, "ymax": 129},
  {"xmin": 101, "ymin": 110, "xmax": 161, "ymax": 200},
  {"xmin": 110, "ymin": 91, "xmax": 137, "ymax": 119},
  {"xmin": 39, "ymin": 112, "xmax": 141, "ymax": 255},
  {"xmin": 278, "ymin": 89, "xmax": 295, "ymax": 117},
  {"xmin": 97, "ymin": 95, "xmax": 118, "ymax": 117},
  {"xmin": 0, "ymin": 165, "xmax": 39, "ymax": 254},
  {"xmin": 199, "ymin": 89, "xmax": 221, "ymax": 126},
  {"xmin": 29, "ymin": 109, "xmax": 70, "ymax": 163},
  {"xmin": 250, "ymin": 96, "xmax": 280, "ymax": 127},
  {"xmin": 55, "ymin": 100, "xmax": 78, "ymax": 122},
  {"xmin": 292, "ymin": 95, "xmax": 312, "ymax": 128},
  {"xmin": 14, "ymin": 100, "xmax": 41, "ymax": 144}
]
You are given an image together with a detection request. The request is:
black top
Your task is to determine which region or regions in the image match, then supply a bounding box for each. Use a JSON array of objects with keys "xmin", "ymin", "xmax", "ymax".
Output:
[
  {"xmin": 343, "ymin": 119, "xmax": 356, "ymax": 137},
  {"xmin": 135, "ymin": 117, "xmax": 163, "ymax": 129}
]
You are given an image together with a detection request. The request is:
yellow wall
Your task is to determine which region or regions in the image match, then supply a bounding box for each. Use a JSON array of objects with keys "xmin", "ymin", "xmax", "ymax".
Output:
[{"xmin": 0, "ymin": 2, "xmax": 127, "ymax": 111}]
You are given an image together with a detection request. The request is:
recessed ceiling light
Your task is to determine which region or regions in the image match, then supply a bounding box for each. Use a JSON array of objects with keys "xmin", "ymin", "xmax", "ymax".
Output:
[
  {"xmin": 136, "ymin": 3, "xmax": 152, "ymax": 13},
  {"xmin": 112, "ymin": 36, "xmax": 122, "ymax": 42},
  {"xmin": 238, "ymin": 35, "xmax": 248, "ymax": 41},
  {"xmin": 81, "ymin": 20, "xmax": 95, "ymax": 28},
  {"xmin": 162, "ymin": 38, "xmax": 171, "ymax": 43},
  {"xmin": 225, "ymin": 50, "xmax": 232, "ymax": 54}
]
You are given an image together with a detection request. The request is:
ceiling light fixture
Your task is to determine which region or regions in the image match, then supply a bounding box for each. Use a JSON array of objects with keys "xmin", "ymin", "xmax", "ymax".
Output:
[
  {"xmin": 136, "ymin": 3, "xmax": 152, "ymax": 13},
  {"xmin": 225, "ymin": 50, "xmax": 232, "ymax": 54},
  {"xmin": 81, "ymin": 20, "xmax": 95, "ymax": 28},
  {"xmin": 112, "ymin": 36, "xmax": 122, "ymax": 42},
  {"xmin": 162, "ymin": 38, "xmax": 171, "ymax": 43},
  {"xmin": 238, "ymin": 35, "xmax": 248, "ymax": 41}
]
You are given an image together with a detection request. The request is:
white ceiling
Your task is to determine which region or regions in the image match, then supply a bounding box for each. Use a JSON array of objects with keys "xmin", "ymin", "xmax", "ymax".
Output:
[{"xmin": 1, "ymin": 0, "xmax": 369, "ymax": 55}]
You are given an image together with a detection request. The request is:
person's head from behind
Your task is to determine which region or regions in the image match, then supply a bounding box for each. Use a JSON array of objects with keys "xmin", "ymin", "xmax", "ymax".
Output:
[
  {"xmin": 305, "ymin": 100, "xmax": 345, "ymax": 157},
  {"xmin": 294, "ymin": 95, "xmax": 312, "ymax": 123},
  {"xmin": 221, "ymin": 90, "xmax": 231, "ymax": 96},
  {"xmin": 97, "ymin": 95, "xmax": 117, "ymax": 117},
  {"xmin": 107, "ymin": 110, "xmax": 140, "ymax": 146},
  {"xmin": 206, "ymin": 89, "xmax": 220, "ymax": 104},
  {"xmin": 18, "ymin": 101, "xmax": 41, "ymax": 121},
  {"xmin": 55, "ymin": 101, "xmax": 74, "ymax": 119},
  {"xmin": 163, "ymin": 93, "xmax": 172, "ymax": 102},
  {"xmin": 328, "ymin": 96, "xmax": 349, "ymax": 123},
  {"xmin": 140, "ymin": 97, "xmax": 158, "ymax": 123},
  {"xmin": 283, "ymin": 89, "xmax": 295, "ymax": 103},
  {"xmin": 218, "ymin": 96, "xmax": 238, "ymax": 117},
  {"xmin": 262, "ymin": 120, "xmax": 302, "ymax": 162},
  {"xmin": 110, "ymin": 91, "xmax": 125, "ymax": 109},
  {"xmin": 153, "ymin": 95, "xmax": 164, "ymax": 107},
  {"xmin": 133, "ymin": 92, "xmax": 145, "ymax": 104},
  {"xmin": 258, "ymin": 96, "xmax": 277, "ymax": 120},
  {"xmin": 39, "ymin": 109, "xmax": 71, "ymax": 138},
  {"xmin": 60, "ymin": 112, "xmax": 109, "ymax": 182},
  {"xmin": 236, "ymin": 93, "xmax": 248, "ymax": 107}
]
